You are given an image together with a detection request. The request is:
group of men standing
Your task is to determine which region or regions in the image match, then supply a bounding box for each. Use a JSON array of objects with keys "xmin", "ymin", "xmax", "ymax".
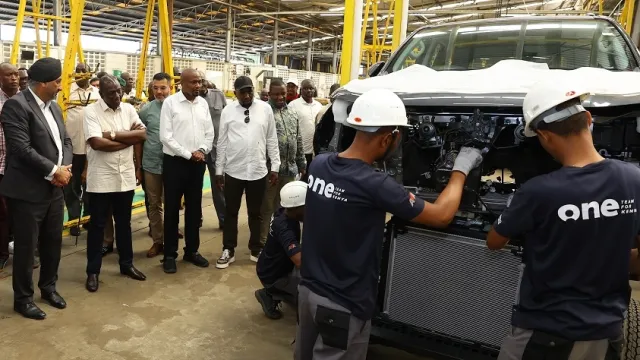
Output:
[{"xmin": 0, "ymin": 55, "xmax": 332, "ymax": 320}]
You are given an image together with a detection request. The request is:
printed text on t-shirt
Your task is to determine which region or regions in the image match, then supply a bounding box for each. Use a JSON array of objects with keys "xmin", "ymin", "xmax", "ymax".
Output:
[{"xmin": 307, "ymin": 174, "xmax": 348, "ymax": 202}]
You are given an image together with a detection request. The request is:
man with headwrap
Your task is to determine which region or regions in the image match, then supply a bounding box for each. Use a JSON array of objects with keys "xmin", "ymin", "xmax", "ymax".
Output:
[{"xmin": 0, "ymin": 57, "xmax": 73, "ymax": 320}]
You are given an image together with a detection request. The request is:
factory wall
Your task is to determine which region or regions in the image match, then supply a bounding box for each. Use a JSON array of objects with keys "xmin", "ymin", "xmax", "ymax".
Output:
[{"xmin": 0, "ymin": 42, "xmax": 340, "ymax": 98}]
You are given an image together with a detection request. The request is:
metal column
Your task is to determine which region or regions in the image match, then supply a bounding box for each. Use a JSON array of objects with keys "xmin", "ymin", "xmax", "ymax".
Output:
[
  {"xmin": 306, "ymin": 30, "xmax": 312, "ymax": 71},
  {"xmin": 136, "ymin": 0, "xmax": 156, "ymax": 99},
  {"xmin": 391, "ymin": 0, "xmax": 409, "ymax": 49},
  {"xmin": 272, "ymin": 19, "xmax": 278, "ymax": 67},
  {"xmin": 52, "ymin": 0, "xmax": 62, "ymax": 46},
  {"xmin": 225, "ymin": 2, "xmax": 233, "ymax": 62},
  {"xmin": 340, "ymin": 0, "xmax": 363, "ymax": 85},
  {"xmin": 332, "ymin": 38, "xmax": 338, "ymax": 74}
]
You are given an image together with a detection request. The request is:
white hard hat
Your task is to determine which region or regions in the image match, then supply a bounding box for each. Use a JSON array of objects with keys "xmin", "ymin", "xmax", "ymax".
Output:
[
  {"xmin": 523, "ymin": 81, "xmax": 591, "ymax": 137},
  {"xmin": 286, "ymin": 78, "xmax": 299, "ymax": 87},
  {"xmin": 345, "ymin": 88, "xmax": 409, "ymax": 133},
  {"xmin": 280, "ymin": 181, "xmax": 308, "ymax": 208}
]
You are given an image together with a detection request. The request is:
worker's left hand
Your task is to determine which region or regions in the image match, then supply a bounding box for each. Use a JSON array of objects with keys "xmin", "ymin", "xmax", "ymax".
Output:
[
  {"xmin": 268, "ymin": 171, "xmax": 278, "ymax": 186},
  {"xmin": 452, "ymin": 147, "xmax": 483, "ymax": 176},
  {"xmin": 299, "ymin": 168, "xmax": 306, "ymax": 179}
]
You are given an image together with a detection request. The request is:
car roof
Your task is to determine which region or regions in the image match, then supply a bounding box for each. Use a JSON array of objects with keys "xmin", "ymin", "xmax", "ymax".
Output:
[{"xmin": 413, "ymin": 14, "xmax": 610, "ymax": 32}]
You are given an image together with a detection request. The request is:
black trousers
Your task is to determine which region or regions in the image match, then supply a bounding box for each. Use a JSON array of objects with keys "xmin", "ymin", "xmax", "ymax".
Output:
[
  {"xmin": 222, "ymin": 174, "xmax": 266, "ymax": 253},
  {"xmin": 9, "ymin": 193, "xmax": 64, "ymax": 303},
  {"xmin": 303, "ymin": 154, "xmax": 313, "ymax": 182},
  {"xmin": 63, "ymin": 154, "xmax": 90, "ymax": 222},
  {"xmin": 86, "ymin": 190, "xmax": 135, "ymax": 274},
  {"xmin": 163, "ymin": 155, "xmax": 206, "ymax": 259}
]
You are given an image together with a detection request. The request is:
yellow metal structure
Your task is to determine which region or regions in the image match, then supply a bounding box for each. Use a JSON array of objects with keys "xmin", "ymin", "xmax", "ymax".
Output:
[
  {"xmin": 136, "ymin": 0, "xmax": 177, "ymax": 98},
  {"xmin": 339, "ymin": 0, "xmax": 358, "ymax": 85},
  {"xmin": 618, "ymin": 0, "xmax": 636, "ymax": 34},
  {"xmin": 11, "ymin": 0, "xmax": 90, "ymax": 120}
]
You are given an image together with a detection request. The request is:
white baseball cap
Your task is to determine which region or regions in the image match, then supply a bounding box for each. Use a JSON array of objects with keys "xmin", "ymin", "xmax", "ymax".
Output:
[
  {"xmin": 280, "ymin": 181, "xmax": 308, "ymax": 208},
  {"xmin": 286, "ymin": 78, "xmax": 299, "ymax": 87},
  {"xmin": 523, "ymin": 80, "xmax": 591, "ymax": 137},
  {"xmin": 345, "ymin": 88, "xmax": 410, "ymax": 133}
]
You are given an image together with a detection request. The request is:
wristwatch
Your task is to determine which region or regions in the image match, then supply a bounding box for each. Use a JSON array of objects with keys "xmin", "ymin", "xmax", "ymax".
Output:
[{"xmin": 110, "ymin": 131, "xmax": 116, "ymax": 140}]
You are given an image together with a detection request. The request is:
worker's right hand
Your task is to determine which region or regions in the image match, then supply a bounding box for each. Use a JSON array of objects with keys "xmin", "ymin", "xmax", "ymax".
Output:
[
  {"xmin": 452, "ymin": 147, "xmax": 483, "ymax": 176},
  {"xmin": 215, "ymin": 175, "xmax": 224, "ymax": 190}
]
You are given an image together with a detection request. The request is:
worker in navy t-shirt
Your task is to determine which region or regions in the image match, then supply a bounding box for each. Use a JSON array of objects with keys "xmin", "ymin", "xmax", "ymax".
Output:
[
  {"xmin": 255, "ymin": 181, "xmax": 307, "ymax": 320},
  {"xmin": 487, "ymin": 81, "xmax": 640, "ymax": 360},
  {"xmin": 294, "ymin": 88, "xmax": 484, "ymax": 360}
]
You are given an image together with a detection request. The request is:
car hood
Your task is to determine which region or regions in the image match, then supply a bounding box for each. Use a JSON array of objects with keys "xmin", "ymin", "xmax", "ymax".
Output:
[{"xmin": 334, "ymin": 60, "xmax": 640, "ymax": 108}]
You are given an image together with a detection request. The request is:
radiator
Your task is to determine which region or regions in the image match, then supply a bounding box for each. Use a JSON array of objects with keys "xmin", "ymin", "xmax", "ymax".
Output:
[{"xmin": 382, "ymin": 226, "xmax": 522, "ymax": 348}]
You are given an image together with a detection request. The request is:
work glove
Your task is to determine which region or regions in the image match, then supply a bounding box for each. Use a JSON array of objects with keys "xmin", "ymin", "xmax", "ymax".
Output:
[{"xmin": 452, "ymin": 147, "xmax": 483, "ymax": 176}]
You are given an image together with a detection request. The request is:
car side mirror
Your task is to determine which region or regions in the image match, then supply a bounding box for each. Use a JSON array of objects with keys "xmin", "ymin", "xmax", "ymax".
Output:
[{"xmin": 368, "ymin": 61, "xmax": 385, "ymax": 77}]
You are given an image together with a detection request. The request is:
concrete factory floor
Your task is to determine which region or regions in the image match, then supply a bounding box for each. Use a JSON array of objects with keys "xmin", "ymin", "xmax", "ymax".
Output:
[{"xmin": 0, "ymin": 195, "xmax": 425, "ymax": 360}]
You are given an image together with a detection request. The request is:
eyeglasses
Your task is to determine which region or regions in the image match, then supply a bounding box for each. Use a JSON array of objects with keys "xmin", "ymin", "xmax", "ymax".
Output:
[{"xmin": 244, "ymin": 109, "xmax": 250, "ymax": 124}]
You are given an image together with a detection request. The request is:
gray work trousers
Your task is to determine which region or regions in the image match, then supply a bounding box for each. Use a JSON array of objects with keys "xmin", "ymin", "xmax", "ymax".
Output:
[
  {"xmin": 295, "ymin": 285, "xmax": 371, "ymax": 360},
  {"xmin": 206, "ymin": 151, "xmax": 226, "ymax": 226},
  {"xmin": 498, "ymin": 327, "xmax": 623, "ymax": 360}
]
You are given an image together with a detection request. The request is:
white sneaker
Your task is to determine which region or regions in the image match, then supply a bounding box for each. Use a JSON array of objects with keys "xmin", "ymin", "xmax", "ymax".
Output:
[
  {"xmin": 250, "ymin": 250, "xmax": 261, "ymax": 263},
  {"xmin": 216, "ymin": 249, "xmax": 235, "ymax": 269}
]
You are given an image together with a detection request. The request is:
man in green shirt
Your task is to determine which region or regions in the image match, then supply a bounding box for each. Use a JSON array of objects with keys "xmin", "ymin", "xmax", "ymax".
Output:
[
  {"xmin": 138, "ymin": 72, "xmax": 172, "ymax": 258},
  {"xmin": 259, "ymin": 79, "xmax": 306, "ymax": 245}
]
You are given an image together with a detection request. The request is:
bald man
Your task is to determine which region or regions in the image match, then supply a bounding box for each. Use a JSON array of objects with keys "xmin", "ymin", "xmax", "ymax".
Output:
[
  {"xmin": 0, "ymin": 62, "xmax": 20, "ymax": 269},
  {"xmin": 159, "ymin": 69, "xmax": 215, "ymax": 274}
]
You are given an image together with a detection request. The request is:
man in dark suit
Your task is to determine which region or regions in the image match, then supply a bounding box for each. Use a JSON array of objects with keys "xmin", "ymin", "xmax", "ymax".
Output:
[{"xmin": 0, "ymin": 57, "xmax": 72, "ymax": 320}]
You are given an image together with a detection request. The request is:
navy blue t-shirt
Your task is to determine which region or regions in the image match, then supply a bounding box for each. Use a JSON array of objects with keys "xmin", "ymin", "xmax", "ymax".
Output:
[
  {"xmin": 300, "ymin": 153, "xmax": 425, "ymax": 320},
  {"xmin": 256, "ymin": 207, "xmax": 301, "ymax": 286},
  {"xmin": 494, "ymin": 159, "xmax": 640, "ymax": 340}
]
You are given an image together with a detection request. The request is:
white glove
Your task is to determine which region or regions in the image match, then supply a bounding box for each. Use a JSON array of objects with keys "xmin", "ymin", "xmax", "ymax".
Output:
[{"xmin": 452, "ymin": 147, "xmax": 483, "ymax": 176}]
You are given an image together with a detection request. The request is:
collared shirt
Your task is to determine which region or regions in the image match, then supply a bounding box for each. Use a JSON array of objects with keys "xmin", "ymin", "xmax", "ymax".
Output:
[
  {"xmin": 270, "ymin": 101, "xmax": 306, "ymax": 177},
  {"xmin": 289, "ymin": 97, "xmax": 322, "ymax": 154},
  {"xmin": 0, "ymin": 89, "xmax": 18, "ymax": 174},
  {"xmin": 159, "ymin": 91, "xmax": 215, "ymax": 160},
  {"xmin": 30, "ymin": 89, "xmax": 62, "ymax": 180},
  {"xmin": 66, "ymin": 85, "xmax": 100, "ymax": 155},
  {"xmin": 216, "ymin": 100, "xmax": 280, "ymax": 181},
  {"xmin": 83, "ymin": 99, "xmax": 145, "ymax": 193},
  {"xmin": 139, "ymin": 100, "xmax": 164, "ymax": 175}
]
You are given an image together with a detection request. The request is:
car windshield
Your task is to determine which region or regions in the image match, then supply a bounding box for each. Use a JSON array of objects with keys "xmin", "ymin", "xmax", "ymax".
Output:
[{"xmin": 387, "ymin": 18, "xmax": 637, "ymax": 73}]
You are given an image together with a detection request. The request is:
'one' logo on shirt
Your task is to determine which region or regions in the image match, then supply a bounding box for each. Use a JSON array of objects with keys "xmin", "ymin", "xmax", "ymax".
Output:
[
  {"xmin": 308, "ymin": 175, "xmax": 347, "ymax": 202},
  {"xmin": 557, "ymin": 198, "xmax": 635, "ymax": 222}
]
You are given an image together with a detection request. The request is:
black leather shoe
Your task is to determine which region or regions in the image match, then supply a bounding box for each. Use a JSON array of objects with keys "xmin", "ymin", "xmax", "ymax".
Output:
[
  {"xmin": 162, "ymin": 257, "xmax": 177, "ymax": 274},
  {"xmin": 14, "ymin": 302, "xmax": 46, "ymax": 320},
  {"xmin": 86, "ymin": 274, "xmax": 99, "ymax": 292},
  {"xmin": 184, "ymin": 252, "xmax": 209, "ymax": 267},
  {"xmin": 120, "ymin": 266, "xmax": 146, "ymax": 281},
  {"xmin": 41, "ymin": 291, "xmax": 67, "ymax": 309}
]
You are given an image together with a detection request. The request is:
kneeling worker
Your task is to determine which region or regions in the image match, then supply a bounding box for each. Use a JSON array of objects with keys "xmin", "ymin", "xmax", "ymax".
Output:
[
  {"xmin": 487, "ymin": 80, "xmax": 640, "ymax": 360},
  {"xmin": 295, "ymin": 88, "xmax": 483, "ymax": 360},
  {"xmin": 255, "ymin": 180, "xmax": 306, "ymax": 320}
]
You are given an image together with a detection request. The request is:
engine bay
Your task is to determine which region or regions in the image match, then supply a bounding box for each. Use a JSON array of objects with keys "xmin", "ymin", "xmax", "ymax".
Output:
[{"xmin": 315, "ymin": 102, "xmax": 640, "ymax": 230}]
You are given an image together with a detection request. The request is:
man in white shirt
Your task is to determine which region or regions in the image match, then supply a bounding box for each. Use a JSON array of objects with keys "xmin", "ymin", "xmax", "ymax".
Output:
[
  {"xmin": 215, "ymin": 76, "xmax": 280, "ymax": 269},
  {"xmin": 83, "ymin": 75, "xmax": 148, "ymax": 293},
  {"xmin": 64, "ymin": 62, "xmax": 100, "ymax": 237},
  {"xmin": 288, "ymin": 79, "xmax": 322, "ymax": 180},
  {"xmin": 159, "ymin": 69, "xmax": 215, "ymax": 274}
]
